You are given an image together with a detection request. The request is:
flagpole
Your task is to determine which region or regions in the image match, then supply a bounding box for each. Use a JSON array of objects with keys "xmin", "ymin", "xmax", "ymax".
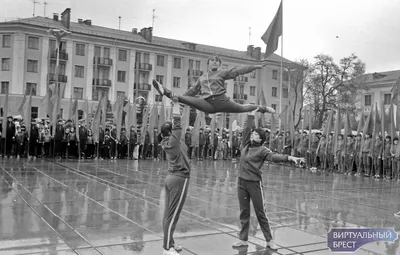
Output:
[{"xmin": 279, "ymin": 0, "xmax": 283, "ymax": 132}]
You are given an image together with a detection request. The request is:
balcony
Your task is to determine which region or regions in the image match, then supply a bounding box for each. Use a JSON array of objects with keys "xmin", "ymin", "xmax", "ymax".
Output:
[
  {"xmin": 93, "ymin": 57, "xmax": 113, "ymax": 66},
  {"xmin": 236, "ymin": 76, "xmax": 248, "ymax": 82},
  {"xmin": 135, "ymin": 63, "xmax": 152, "ymax": 71},
  {"xmin": 233, "ymin": 93, "xmax": 248, "ymax": 100},
  {"xmin": 134, "ymin": 83, "xmax": 151, "ymax": 91},
  {"xmin": 188, "ymin": 69, "xmax": 203, "ymax": 77},
  {"xmin": 92, "ymin": 79, "xmax": 112, "ymax": 87},
  {"xmin": 49, "ymin": 51, "xmax": 68, "ymax": 61},
  {"xmin": 48, "ymin": 73, "xmax": 68, "ymax": 83}
]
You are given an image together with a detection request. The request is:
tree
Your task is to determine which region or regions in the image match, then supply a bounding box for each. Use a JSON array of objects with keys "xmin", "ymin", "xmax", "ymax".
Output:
[
  {"xmin": 289, "ymin": 59, "xmax": 311, "ymax": 129},
  {"xmin": 304, "ymin": 53, "xmax": 366, "ymax": 128}
]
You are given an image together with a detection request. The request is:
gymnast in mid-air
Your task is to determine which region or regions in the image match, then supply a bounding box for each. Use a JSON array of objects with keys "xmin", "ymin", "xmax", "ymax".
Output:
[{"xmin": 152, "ymin": 55, "xmax": 275, "ymax": 114}]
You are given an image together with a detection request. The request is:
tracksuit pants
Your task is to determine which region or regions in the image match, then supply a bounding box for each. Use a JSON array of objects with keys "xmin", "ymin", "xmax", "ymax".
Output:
[
  {"xmin": 163, "ymin": 174, "xmax": 189, "ymax": 250},
  {"xmin": 238, "ymin": 177, "xmax": 273, "ymax": 242}
]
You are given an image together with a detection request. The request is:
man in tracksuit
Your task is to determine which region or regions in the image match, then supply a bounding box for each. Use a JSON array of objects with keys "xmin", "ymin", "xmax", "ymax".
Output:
[
  {"xmin": 232, "ymin": 109, "xmax": 304, "ymax": 251},
  {"xmin": 159, "ymin": 99, "xmax": 190, "ymax": 255}
]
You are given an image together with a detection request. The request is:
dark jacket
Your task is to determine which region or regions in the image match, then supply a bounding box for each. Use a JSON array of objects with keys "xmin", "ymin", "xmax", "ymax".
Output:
[
  {"xmin": 238, "ymin": 115, "xmax": 288, "ymax": 182},
  {"xmin": 160, "ymin": 115, "xmax": 190, "ymax": 178},
  {"xmin": 6, "ymin": 121, "xmax": 15, "ymax": 140}
]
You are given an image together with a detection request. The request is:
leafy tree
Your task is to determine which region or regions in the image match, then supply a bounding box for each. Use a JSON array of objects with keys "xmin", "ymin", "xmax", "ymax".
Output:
[{"xmin": 304, "ymin": 53, "xmax": 366, "ymax": 128}]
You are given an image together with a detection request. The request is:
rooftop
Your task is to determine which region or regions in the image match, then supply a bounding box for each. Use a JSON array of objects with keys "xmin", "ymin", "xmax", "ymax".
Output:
[
  {"xmin": 1, "ymin": 16, "xmax": 295, "ymax": 66},
  {"xmin": 355, "ymin": 69, "xmax": 400, "ymax": 85}
]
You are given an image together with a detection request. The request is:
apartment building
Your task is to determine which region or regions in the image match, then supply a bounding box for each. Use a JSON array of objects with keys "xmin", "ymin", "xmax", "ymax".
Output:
[{"xmin": 0, "ymin": 14, "xmax": 298, "ymax": 120}]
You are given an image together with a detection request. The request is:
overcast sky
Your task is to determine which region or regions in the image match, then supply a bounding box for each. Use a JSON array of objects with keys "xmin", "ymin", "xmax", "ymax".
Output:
[{"xmin": 2, "ymin": 0, "xmax": 400, "ymax": 73}]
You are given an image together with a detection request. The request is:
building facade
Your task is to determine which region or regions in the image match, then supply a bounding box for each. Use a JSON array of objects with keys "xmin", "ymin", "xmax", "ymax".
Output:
[
  {"xmin": 0, "ymin": 15, "xmax": 298, "ymax": 121},
  {"xmin": 357, "ymin": 70, "xmax": 400, "ymax": 114}
]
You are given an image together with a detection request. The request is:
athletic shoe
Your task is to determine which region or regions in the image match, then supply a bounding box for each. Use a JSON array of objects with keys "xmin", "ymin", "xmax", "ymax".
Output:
[
  {"xmin": 174, "ymin": 244, "xmax": 182, "ymax": 252},
  {"xmin": 394, "ymin": 211, "xmax": 400, "ymax": 219},
  {"xmin": 152, "ymin": 79, "xmax": 165, "ymax": 96},
  {"xmin": 232, "ymin": 240, "xmax": 249, "ymax": 248},
  {"xmin": 267, "ymin": 240, "xmax": 279, "ymax": 250},
  {"xmin": 163, "ymin": 247, "xmax": 179, "ymax": 255}
]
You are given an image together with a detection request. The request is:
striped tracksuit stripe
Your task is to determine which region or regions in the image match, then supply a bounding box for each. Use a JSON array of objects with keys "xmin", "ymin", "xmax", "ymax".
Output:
[{"xmin": 163, "ymin": 174, "xmax": 189, "ymax": 250}]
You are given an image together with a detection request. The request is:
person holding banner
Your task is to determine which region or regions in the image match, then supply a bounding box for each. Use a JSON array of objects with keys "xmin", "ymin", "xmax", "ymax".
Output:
[
  {"xmin": 158, "ymin": 99, "xmax": 190, "ymax": 255},
  {"xmin": 232, "ymin": 108, "xmax": 304, "ymax": 251},
  {"xmin": 152, "ymin": 55, "xmax": 275, "ymax": 114}
]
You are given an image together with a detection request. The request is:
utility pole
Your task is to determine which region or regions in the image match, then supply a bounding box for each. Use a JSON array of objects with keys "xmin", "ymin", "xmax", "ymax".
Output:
[
  {"xmin": 152, "ymin": 9, "xmax": 157, "ymax": 30},
  {"xmin": 32, "ymin": 0, "xmax": 42, "ymax": 17},
  {"xmin": 43, "ymin": 1, "xmax": 48, "ymax": 17},
  {"xmin": 118, "ymin": 16, "xmax": 121, "ymax": 30},
  {"xmin": 249, "ymin": 27, "xmax": 251, "ymax": 45}
]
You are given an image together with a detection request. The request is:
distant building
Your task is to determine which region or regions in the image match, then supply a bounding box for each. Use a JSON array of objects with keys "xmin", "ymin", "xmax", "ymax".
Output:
[
  {"xmin": 357, "ymin": 70, "xmax": 400, "ymax": 114},
  {"xmin": 0, "ymin": 14, "xmax": 300, "ymax": 121}
]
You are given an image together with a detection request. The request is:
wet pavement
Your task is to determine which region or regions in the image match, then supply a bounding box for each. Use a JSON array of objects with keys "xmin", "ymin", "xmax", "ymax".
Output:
[{"xmin": 0, "ymin": 158, "xmax": 399, "ymax": 255}]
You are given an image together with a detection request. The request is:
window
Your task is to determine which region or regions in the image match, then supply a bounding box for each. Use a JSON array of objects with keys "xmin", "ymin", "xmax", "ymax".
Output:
[
  {"xmin": 239, "ymin": 84, "xmax": 244, "ymax": 94},
  {"xmin": 2, "ymin": 35, "xmax": 11, "ymax": 48},
  {"xmin": 234, "ymin": 83, "xmax": 238, "ymax": 94},
  {"xmin": 174, "ymin": 57, "xmax": 181, "ymax": 69},
  {"xmin": 58, "ymin": 108, "xmax": 63, "ymax": 119},
  {"xmin": 155, "ymin": 95, "xmax": 162, "ymax": 102},
  {"xmin": 384, "ymin": 94, "xmax": 391, "ymax": 105},
  {"xmin": 103, "ymin": 48, "xmax": 110, "ymax": 58},
  {"xmin": 74, "ymin": 87, "xmax": 83, "ymax": 99},
  {"xmin": 189, "ymin": 59, "xmax": 194, "ymax": 69},
  {"xmin": 195, "ymin": 60, "xmax": 201, "ymax": 70},
  {"xmin": 272, "ymin": 70, "xmax": 278, "ymax": 80},
  {"xmin": 31, "ymin": 107, "xmax": 38, "ymax": 119},
  {"xmin": 94, "ymin": 46, "xmax": 101, "ymax": 57},
  {"xmin": 173, "ymin": 77, "xmax": 180, "ymax": 88},
  {"xmin": 283, "ymin": 88, "xmax": 288, "ymax": 98},
  {"xmin": 49, "ymin": 40, "xmax": 66, "ymax": 52},
  {"xmin": 75, "ymin": 65, "xmax": 84, "ymax": 78},
  {"xmin": 272, "ymin": 87, "xmax": 277, "ymax": 97},
  {"xmin": 156, "ymin": 75, "xmax": 164, "ymax": 84},
  {"xmin": 118, "ymin": 49, "xmax": 127, "ymax": 61},
  {"xmin": 26, "ymin": 83, "xmax": 37, "ymax": 95},
  {"xmin": 250, "ymin": 86, "xmax": 256, "ymax": 96},
  {"xmin": 28, "ymin": 36, "xmax": 39, "ymax": 50},
  {"xmin": 117, "ymin": 71, "xmax": 126, "ymax": 82},
  {"xmin": 271, "ymin": 104, "xmax": 277, "ymax": 111},
  {"xmin": 250, "ymin": 70, "xmax": 256, "ymax": 79},
  {"xmin": 364, "ymin": 95, "xmax": 372, "ymax": 106},
  {"xmin": 157, "ymin": 55, "xmax": 165, "ymax": 66},
  {"xmin": 27, "ymin": 60, "xmax": 38, "ymax": 73},
  {"xmin": 143, "ymin": 53, "xmax": 150, "ymax": 63},
  {"xmin": 1, "ymin": 82, "xmax": 9, "ymax": 94},
  {"xmin": 76, "ymin": 43, "xmax": 85, "ymax": 56},
  {"xmin": 1, "ymin": 58, "xmax": 10, "ymax": 71},
  {"xmin": 117, "ymin": 91, "xmax": 125, "ymax": 99},
  {"xmin": 283, "ymin": 71, "xmax": 289, "ymax": 81}
]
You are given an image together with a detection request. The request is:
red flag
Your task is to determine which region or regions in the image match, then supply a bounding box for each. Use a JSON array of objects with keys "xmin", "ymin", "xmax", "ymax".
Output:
[
  {"xmin": 389, "ymin": 103, "xmax": 395, "ymax": 139},
  {"xmin": 22, "ymin": 93, "xmax": 32, "ymax": 136},
  {"xmin": 390, "ymin": 75, "xmax": 400, "ymax": 105},
  {"xmin": 158, "ymin": 99, "xmax": 165, "ymax": 130},
  {"xmin": 2, "ymin": 90, "xmax": 9, "ymax": 138},
  {"xmin": 270, "ymin": 113, "xmax": 276, "ymax": 146},
  {"xmin": 344, "ymin": 110, "xmax": 351, "ymax": 137},
  {"xmin": 333, "ymin": 109, "xmax": 341, "ymax": 153},
  {"xmin": 356, "ymin": 112, "xmax": 364, "ymax": 135},
  {"xmin": 261, "ymin": 1, "xmax": 282, "ymax": 58}
]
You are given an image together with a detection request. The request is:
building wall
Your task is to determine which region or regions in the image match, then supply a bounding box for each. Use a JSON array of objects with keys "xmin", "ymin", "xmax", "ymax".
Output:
[{"xmin": 0, "ymin": 22, "xmax": 297, "ymax": 123}]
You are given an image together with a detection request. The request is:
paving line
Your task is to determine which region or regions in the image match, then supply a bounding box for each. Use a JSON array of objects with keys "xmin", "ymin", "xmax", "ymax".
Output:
[
  {"xmin": 0, "ymin": 172, "xmax": 80, "ymax": 255},
  {"xmin": 22, "ymin": 164, "xmax": 198, "ymax": 255},
  {"xmin": 42, "ymin": 161, "xmax": 306, "ymax": 255}
]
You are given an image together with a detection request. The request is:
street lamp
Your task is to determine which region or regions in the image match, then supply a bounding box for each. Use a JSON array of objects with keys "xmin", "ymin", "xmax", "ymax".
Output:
[{"xmin": 47, "ymin": 28, "xmax": 71, "ymax": 145}]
